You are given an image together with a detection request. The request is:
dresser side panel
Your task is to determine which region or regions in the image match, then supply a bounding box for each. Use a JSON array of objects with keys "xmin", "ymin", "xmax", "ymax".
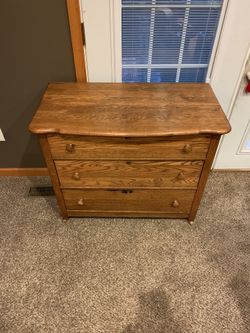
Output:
[
  {"xmin": 188, "ymin": 135, "xmax": 220, "ymax": 222},
  {"xmin": 39, "ymin": 135, "xmax": 68, "ymax": 219}
]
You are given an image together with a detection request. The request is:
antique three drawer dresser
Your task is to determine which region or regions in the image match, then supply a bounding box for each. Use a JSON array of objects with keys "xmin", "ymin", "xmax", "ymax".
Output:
[{"xmin": 29, "ymin": 83, "xmax": 231, "ymax": 223}]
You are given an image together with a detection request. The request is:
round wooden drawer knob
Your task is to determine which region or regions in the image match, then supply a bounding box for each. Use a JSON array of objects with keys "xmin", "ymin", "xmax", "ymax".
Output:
[
  {"xmin": 177, "ymin": 172, "xmax": 185, "ymax": 180},
  {"xmin": 172, "ymin": 200, "xmax": 179, "ymax": 208},
  {"xmin": 73, "ymin": 172, "xmax": 80, "ymax": 180},
  {"xmin": 66, "ymin": 143, "xmax": 75, "ymax": 152},
  {"xmin": 78, "ymin": 198, "xmax": 84, "ymax": 206},
  {"xmin": 183, "ymin": 144, "xmax": 192, "ymax": 153}
]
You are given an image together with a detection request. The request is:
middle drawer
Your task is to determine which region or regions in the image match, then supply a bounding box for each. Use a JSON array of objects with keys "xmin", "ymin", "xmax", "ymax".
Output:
[{"xmin": 55, "ymin": 160, "xmax": 203, "ymax": 189}]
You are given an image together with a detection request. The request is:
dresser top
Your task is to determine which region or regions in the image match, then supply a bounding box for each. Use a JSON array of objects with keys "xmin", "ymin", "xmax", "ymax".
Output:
[{"xmin": 29, "ymin": 83, "xmax": 231, "ymax": 137}]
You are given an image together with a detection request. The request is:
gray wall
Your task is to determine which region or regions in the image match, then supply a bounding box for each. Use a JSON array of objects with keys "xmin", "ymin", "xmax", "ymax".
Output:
[{"xmin": 0, "ymin": 0, "xmax": 76, "ymax": 167}]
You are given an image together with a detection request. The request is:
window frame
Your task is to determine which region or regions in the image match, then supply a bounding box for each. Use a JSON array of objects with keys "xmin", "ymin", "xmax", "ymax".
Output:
[{"xmin": 81, "ymin": 0, "xmax": 229, "ymax": 83}]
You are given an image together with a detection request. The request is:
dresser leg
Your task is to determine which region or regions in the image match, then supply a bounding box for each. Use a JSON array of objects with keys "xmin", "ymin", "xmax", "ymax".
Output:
[{"xmin": 188, "ymin": 220, "xmax": 194, "ymax": 225}]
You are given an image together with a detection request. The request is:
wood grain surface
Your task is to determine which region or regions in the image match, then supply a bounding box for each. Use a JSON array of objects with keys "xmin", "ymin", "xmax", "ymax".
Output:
[
  {"xmin": 28, "ymin": 83, "xmax": 231, "ymax": 222},
  {"xmin": 67, "ymin": 210, "xmax": 189, "ymax": 218},
  {"xmin": 39, "ymin": 135, "xmax": 68, "ymax": 219},
  {"xmin": 48, "ymin": 134, "xmax": 210, "ymax": 160},
  {"xmin": 29, "ymin": 83, "xmax": 231, "ymax": 137},
  {"xmin": 63, "ymin": 188, "xmax": 196, "ymax": 214},
  {"xmin": 66, "ymin": 0, "xmax": 87, "ymax": 82},
  {"xmin": 55, "ymin": 160, "xmax": 203, "ymax": 189},
  {"xmin": 189, "ymin": 135, "xmax": 221, "ymax": 222}
]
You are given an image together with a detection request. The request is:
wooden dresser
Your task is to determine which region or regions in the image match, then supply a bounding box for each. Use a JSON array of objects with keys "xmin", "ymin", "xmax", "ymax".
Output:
[{"xmin": 29, "ymin": 83, "xmax": 231, "ymax": 223}]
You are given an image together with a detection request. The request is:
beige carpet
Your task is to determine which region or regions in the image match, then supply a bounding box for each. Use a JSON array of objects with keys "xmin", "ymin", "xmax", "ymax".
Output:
[{"xmin": 0, "ymin": 172, "xmax": 249, "ymax": 333}]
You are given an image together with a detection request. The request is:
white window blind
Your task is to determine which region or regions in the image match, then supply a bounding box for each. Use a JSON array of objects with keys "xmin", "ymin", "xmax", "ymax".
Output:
[{"xmin": 122, "ymin": 0, "xmax": 223, "ymax": 82}]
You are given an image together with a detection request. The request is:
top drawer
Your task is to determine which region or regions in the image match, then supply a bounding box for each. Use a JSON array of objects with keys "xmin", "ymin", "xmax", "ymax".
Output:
[{"xmin": 48, "ymin": 134, "xmax": 210, "ymax": 160}]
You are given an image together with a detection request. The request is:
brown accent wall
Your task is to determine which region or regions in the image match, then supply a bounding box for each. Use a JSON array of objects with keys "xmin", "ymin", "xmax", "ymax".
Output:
[{"xmin": 0, "ymin": 0, "xmax": 76, "ymax": 167}]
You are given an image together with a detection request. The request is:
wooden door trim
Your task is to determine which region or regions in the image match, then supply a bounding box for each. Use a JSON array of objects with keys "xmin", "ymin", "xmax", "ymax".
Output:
[
  {"xmin": 0, "ymin": 168, "xmax": 49, "ymax": 176},
  {"xmin": 66, "ymin": 0, "xmax": 87, "ymax": 82}
]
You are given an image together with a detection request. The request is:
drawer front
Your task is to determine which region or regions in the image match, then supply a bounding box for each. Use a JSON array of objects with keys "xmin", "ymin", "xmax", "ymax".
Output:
[
  {"xmin": 63, "ymin": 189, "xmax": 195, "ymax": 214},
  {"xmin": 48, "ymin": 135, "xmax": 210, "ymax": 160},
  {"xmin": 56, "ymin": 160, "xmax": 203, "ymax": 189}
]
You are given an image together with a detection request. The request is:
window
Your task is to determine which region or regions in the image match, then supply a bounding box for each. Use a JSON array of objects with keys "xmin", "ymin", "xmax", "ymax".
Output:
[{"xmin": 122, "ymin": 0, "xmax": 223, "ymax": 82}]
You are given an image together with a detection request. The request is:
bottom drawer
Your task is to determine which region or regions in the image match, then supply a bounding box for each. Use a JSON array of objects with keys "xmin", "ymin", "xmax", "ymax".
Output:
[{"xmin": 63, "ymin": 189, "xmax": 195, "ymax": 215}]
